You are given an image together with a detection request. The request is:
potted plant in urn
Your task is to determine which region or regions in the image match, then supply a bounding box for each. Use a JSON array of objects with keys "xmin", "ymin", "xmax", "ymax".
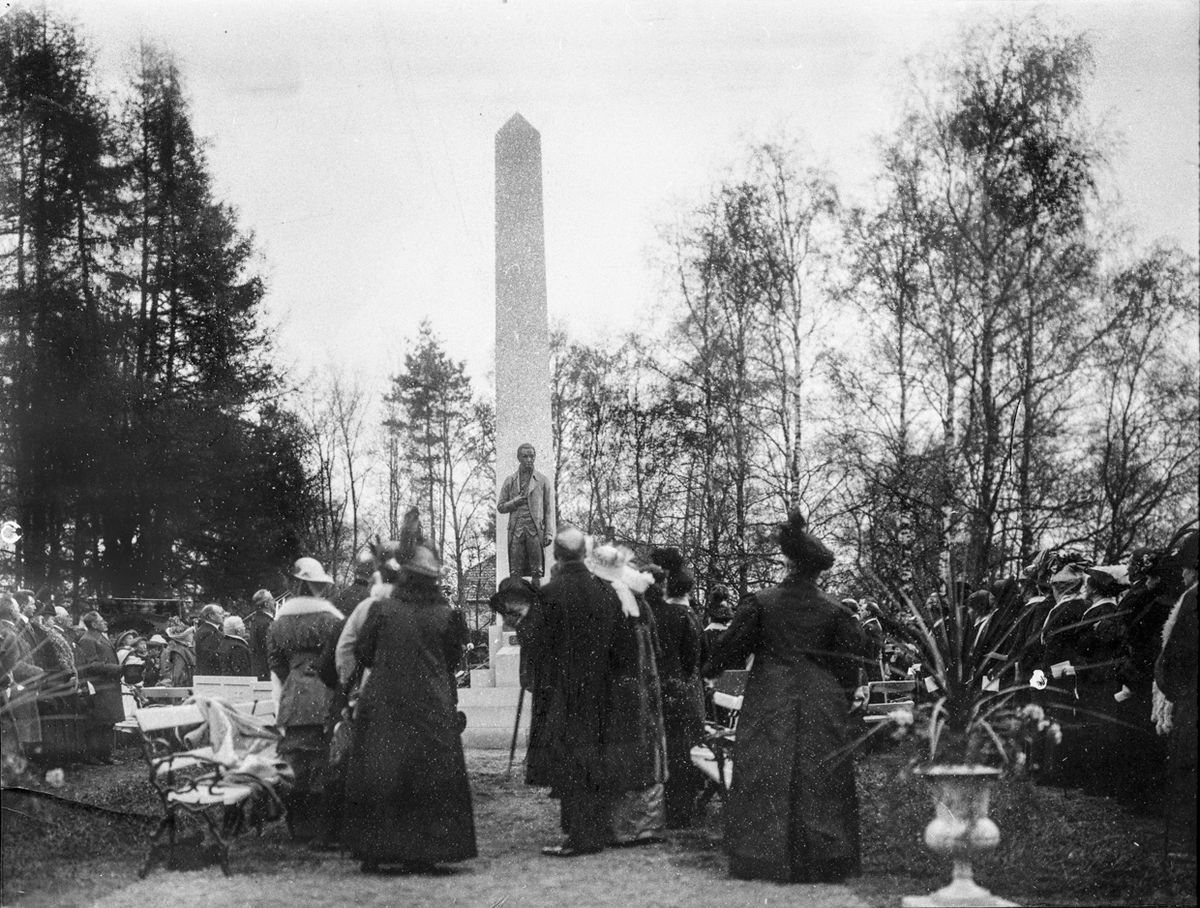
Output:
[{"xmin": 866, "ymin": 578, "xmax": 1076, "ymax": 908}]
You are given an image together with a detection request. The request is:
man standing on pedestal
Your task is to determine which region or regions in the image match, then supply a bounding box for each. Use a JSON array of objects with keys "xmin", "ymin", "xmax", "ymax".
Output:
[{"xmin": 498, "ymin": 443, "xmax": 554, "ymax": 581}]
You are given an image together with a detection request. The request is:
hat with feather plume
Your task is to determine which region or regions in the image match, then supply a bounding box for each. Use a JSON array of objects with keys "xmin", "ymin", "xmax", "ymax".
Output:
[
  {"xmin": 777, "ymin": 511, "xmax": 834, "ymax": 573},
  {"xmin": 372, "ymin": 508, "xmax": 442, "ymax": 580}
]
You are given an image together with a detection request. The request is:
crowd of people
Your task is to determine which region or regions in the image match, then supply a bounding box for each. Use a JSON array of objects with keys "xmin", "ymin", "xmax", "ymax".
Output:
[
  {"xmin": 0, "ymin": 588, "xmax": 278, "ymax": 768},
  {"xmin": 493, "ymin": 511, "xmax": 868, "ymax": 881},
  {"xmin": 2, "ymin": 504, "xmax": 1195, "ymax": 881}
]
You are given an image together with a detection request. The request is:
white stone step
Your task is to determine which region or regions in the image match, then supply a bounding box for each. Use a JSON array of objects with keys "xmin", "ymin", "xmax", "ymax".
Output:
[{"xmin": 458, "ymin": 685, "xmax": 524, "ymax": 707}]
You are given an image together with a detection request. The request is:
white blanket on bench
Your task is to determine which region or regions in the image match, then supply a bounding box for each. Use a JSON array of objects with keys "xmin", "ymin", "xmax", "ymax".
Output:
[{"xmin": 181, "ymin": 696, "xmax": 292, "ymax": 789}]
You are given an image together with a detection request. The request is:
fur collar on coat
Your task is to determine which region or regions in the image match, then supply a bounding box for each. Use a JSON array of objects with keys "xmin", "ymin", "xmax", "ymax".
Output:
[{"xmin": 275, "ymin": 596, "xmax": 344, "ymax": 621}]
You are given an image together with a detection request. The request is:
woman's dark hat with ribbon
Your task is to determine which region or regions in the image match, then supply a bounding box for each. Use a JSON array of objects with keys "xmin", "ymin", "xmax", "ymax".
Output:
[
  {"xmin": 1164, "ymin": 520, "xmax": 1199, "ymax": 571},
  {"xmin": 489, "ymin": 577, "xmax": 539, "ymax": 620},
  {"xmin": 649, "ymin": 546, "xmax": 685, "ymax": 578},
  {"xmin": 777, "ymin": 511, "xmax": 835, "ymax": 573}
]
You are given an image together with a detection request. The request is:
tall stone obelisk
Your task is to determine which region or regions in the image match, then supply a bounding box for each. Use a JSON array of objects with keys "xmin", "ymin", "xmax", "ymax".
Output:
[
  {"xmin": 458, "ymin": 113, "xmax": 551, "ymax": 748},
  {"xmin": 494, "ymin": 113, "xmax": 553, "ymax": 583}
]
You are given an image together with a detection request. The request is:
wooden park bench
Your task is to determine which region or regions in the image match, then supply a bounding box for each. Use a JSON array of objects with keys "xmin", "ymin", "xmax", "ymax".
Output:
[
  {"xmin": 134, "ymin": 699, "xmax": 289, "ymax": 877},
  {"xmin": 692, "ymin": 670, "xmax": 747, "ymax": 810},
  {"xmin": 192, "ymin": 675, "xmax": 276, "ymax": 709},
  {"xmin": 862, "ymin": 679, "xmax": 917, "ymax": 725}
]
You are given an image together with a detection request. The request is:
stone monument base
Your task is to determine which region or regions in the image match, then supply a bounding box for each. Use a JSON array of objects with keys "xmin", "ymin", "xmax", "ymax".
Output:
[
  {"xmin": 459, "ymin": 622, "xmax": 528, "ymax": 750},
  {"xmin": 459, "ymin": 685, "xmax": 529, "ymax": 750}
]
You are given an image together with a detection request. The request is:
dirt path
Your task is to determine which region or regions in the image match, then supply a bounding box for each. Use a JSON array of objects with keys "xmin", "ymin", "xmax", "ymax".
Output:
[{"xmin": 76, "ymin": 750, "xmax": 883, "ymax": 908}]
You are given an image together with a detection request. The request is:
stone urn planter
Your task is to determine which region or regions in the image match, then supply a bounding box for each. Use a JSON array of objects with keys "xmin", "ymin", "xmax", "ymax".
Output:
[{"xmin": 901, "ymin": 764, "xmax": 1018, "ymax": 908}]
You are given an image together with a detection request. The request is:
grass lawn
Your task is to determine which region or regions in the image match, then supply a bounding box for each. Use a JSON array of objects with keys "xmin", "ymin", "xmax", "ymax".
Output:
[{"xmin": 1, "ymin": 743, "xmax": 1195, "ymax": 908}]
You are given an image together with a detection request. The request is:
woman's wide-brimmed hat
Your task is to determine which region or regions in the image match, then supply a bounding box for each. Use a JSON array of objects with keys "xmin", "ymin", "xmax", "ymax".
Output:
[
  {"xmin": 586, "ymin": 544, "xmax": 632, "ymax": 584},
  {"xmin": 777, "ymin": 512, "xmax": 835, "ymax": 572},
  {"xmin": 292, "ymin": 557, "xmax": 334, "ymax": 585},
  {"xmin": 166, "ymin": 624, "xmax": 194, "ymax": 645}
]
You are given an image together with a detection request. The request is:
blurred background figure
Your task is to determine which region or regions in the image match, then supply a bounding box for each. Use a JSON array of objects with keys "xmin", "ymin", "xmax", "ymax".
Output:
[
  {"xmin": 118, "ymin": 637, "xmax": 147, "ymax": 718},
  {"xmin": 1155, "ymin": 525, "xmax": 1198, "ymax": 865},
  {"xmin": 31, "ymin": 601, "xmax": 77, "ymax": 690},
  {"xmin": 245, "ymin": 590, "xmax": 275, "ymax": 682},
  {"xmin": 143, "ymin": 635, "xmax": 166, "ymax": 688},
  {"xmin": 703, "ymin": 587, "xmax": 733, "ymax": 654},
  {"xmin": 217, "ymin": 616, "xmax": 252, "ymax": 677},
  {"xmin": 649, "ymin": 560, "xmax": 706, "ymax": 830},
  {"xmin": 336, "ymin": 552, "xmax": 376, "ymax": 615},
  {"xmin": 74, "ymin": 611, "xmax": 122, "ymax": 764},
  {"xmin": 161, "ymin": 620, "xmax": 196, "ymax": 687},
  {"xmin": 195, "ymin": 604, "xmax": 226, "ymax": 675},
  {"xmin": 1, "ymin": 595, "xmax": 43, "ymax": 759}
]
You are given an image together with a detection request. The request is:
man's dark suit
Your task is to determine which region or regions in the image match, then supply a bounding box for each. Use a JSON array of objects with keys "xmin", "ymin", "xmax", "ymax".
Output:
[
  {"xmin": 194, "ymin": 621, "xmax": 223, "ymax": 675},
  {"xmin": 519, "ymin": 560, "xmax": 620, "ymax": 851},
  {"xmin": 244, "ymin": 608, "xmax": 274, "ymax": 681}
]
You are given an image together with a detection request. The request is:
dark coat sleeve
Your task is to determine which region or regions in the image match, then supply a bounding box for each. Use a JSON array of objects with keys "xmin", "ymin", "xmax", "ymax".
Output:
[
  {"xmin": 75, "ymin": 636, "xmax": 122, "ymax": 681},
  {"xmin": 231, "ymin": 640, "xmax": 253, "ymax": 677},
  {"xmin": 1, "ymin": 625, "xmax": 40, "ymax": 684},
  {"xmin": 354, "ymin": 605, "xmax": 381, "ymax": 670},
  {"xmin": 828, "ymin": 605, "xmax": 871, "ymax": 694},
  {"xmin": 443, "ymin": 609, "xmax": 469, "ymax": 674},
  {"xmin": 316, "ymin": 617, "xmax": 347, "ymax": 689},
  {"xmin": 678, "ymin": 609, "xmax": 704, "ymax": 678},
  {"xmin": 519, "ymin": 594, "xmax": 563, "ymax": 693},
  {"xmin": 247, "ymin": 614, "xmax": 273, "ymax": 677},
  {"xmin": 1157, "ymin": 587, "xmax": 1198, "ymax": 703},
  {"xmin": 195, "ymin": 624, "xmax": 221, "ymax": 673},
  {"xmin": 165, "ymin": 647, "xmax": 195, "ymax": 686},
  {"xmin": 266, "ymin": 625, "xmax": 290, "ymax": 681},
  {"xmin": 704, "ymin": 594, "xmax": 761, "ymax": 677}
]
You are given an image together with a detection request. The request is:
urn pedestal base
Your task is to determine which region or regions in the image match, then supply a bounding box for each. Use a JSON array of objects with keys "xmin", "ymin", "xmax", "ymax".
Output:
[
  {"xmin": 903, "ymin": 764, "xmax": 1019, "ymax": 908},
  {"xmin": 901, "ymin": 863, "xmax": 1019, "ymax": 906}
]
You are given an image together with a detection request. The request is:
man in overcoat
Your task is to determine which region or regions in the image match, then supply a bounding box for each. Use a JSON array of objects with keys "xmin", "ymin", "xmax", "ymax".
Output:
[
  {"xmin": 497, "ymin": 443, "xmax": 555, "ymax": 581},
  {"xmin": 244, "ymin": 590, "xmax": 275, "ymax": 681},
  {"xmin": 1, "ymin": 596, "xmax": 43, "ymax": 754},
  {"xmin": 519, "ymin": 527, "xmax": 621, "ymax": 856},
  {"xmin": 194, "ymin": 604, "xmax": 225, "ymax": 675},
  {"xmin": 216, "ymin": 616, "xmax": 253, "ymax": 676},
  {"xmin": 74, "ymin": 611, "xmax": 123, "ymax": 763}
]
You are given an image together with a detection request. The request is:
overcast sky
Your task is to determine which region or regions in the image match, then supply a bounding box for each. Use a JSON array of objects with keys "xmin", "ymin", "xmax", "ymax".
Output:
[{"xmin": 54, "ymin": 0, "xmax": 1200, "ymax": 392}]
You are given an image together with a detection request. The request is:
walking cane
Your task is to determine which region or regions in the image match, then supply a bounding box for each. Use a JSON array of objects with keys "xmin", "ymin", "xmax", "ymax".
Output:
[{"xmin": 508, "ymin": 685, "xmax": 526, "ymax": 775}]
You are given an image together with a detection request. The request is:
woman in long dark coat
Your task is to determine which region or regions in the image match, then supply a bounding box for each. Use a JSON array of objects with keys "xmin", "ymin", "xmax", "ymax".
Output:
[
  {"xmin": 343, "ymin": 520, "xmax": 476, "ymax": 873},
  {"xmin": 704, "ymin": 512, "xmax": 868, "ymax": 883},
  {"xmin": 649, "ymin": 566, "xmax": 707, "ymax": 828},
  {"xmin": 588, "ymin": 544, "xmax": 668, "ymax": 845},
  {"xmin": 268, "ymin": 558, "xmax": 345, "ymax": 844}
]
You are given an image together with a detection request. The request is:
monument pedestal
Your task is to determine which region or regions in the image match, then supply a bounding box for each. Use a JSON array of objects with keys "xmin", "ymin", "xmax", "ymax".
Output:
[{"xmin": 458, "ymin": 620, "xmax": 528, "ymax": 750}]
